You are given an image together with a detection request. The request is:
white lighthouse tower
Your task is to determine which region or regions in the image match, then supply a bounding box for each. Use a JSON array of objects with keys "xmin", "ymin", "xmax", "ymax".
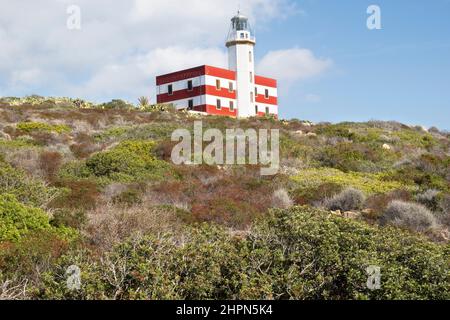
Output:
[
  {"xmin": 226, "ymin": 12, "xmax": 256, "ymax": 118},
  {"xmin": 156, "ymin": 12, "xmax": 278, "ymax": 119}
]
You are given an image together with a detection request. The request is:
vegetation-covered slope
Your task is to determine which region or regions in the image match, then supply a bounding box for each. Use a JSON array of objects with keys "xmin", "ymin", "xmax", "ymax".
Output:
[{"xmin": 0, "ymin": 96, "xmax": 449, "ymax": 299}]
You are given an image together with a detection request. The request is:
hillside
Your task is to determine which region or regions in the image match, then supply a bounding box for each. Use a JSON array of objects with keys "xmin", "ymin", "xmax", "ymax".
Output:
[{"xmin": 0, "ymin": 96, "xmax": 449, "ymax": 300}]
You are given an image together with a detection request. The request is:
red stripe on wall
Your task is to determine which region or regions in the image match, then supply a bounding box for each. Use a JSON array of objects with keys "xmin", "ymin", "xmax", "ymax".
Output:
[
  {"xmin": 157, "ymin": 86, "xmax": 205, "ymax": 103},
  {"xmin": 156, "ymin": 66, "xmax": 206, "ymax": 86},
  {"xmin": 255, "ymin": 75, "xmax": 277, "ymax": 88},
  {"xmin": 204, "ymin": 85, "xmax": 236, "ymax": 99},
  {"xmin": 255, "ymin": 94, "xmax": 278, "ymax": 105},
  {"xmin": 156, "ymin": 65, "xmax": 238, "ymax": 86},
  {"xmin": 157, "ymin": 85, "xmax": 236, "ymax": 103},
  {"xmin": 188, "ymin": 104, "xmax": 237, "ymax": 117},
  {"xmin": 205, "ymin": 65, "xmax": 236, "ymax": 81},
  {"xmin": 205, "ymin": 104, "xmax": 237, "ymax": 117}
]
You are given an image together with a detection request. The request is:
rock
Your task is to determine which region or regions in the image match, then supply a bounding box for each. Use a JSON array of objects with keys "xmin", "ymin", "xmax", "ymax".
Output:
[
  {"xmin": 306, "ymin": 132, "xmax": 317, "ymax": 137},
  {"xmin": 343, "ymin": 211, "xmax": 361, "ymax": 219},
  {"xmin": 0, "ymin": 131, "xmax": 11, "ymax": 141},
  {"xmin": 382, "ymin": 143, "xmax": 391, "ymax": 150},
  {"xmin": 331, "ymin": 210, "xmax": 342, "ymax": 216},
  {"xmin": 439, "ymin": 229, "xmax": 449, "ymax": 241}
]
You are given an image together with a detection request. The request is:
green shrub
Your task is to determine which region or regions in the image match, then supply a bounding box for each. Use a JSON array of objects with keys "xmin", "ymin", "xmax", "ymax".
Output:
[
  {"xmin": 0, "ymin": 194, "xmax": 77, "ymax": 243},
  {"xmin": 0, "ymin": 161, "xmax": 61, "ymax": 207},
  {"xmin": 16, "ymin": 122, "xmax": 71, "ymax": 134},
  {"xmin": 85, "ymin": 140, "xmax": 172, "ymax": 182},
  {"xmin": 316, "ymin": 142, "xmax": 396, "ymax": 173},
  {"xmin": 37, "ymin": 207, "xmax": 449, "ymax": 300},
  {"xmin": 291, "ymin": 167, "xmax": 413, "ymax": 194},
  {"xmin": 243, "ymin": 206, "xmax": 450, "ymax": 299},
  {"xmin": 100, "ymin": 99, "xmax": 134, "ymax": 110},
  {"xmin": 0, "ymin": 194, "xmax": 52, "ymax": 242}
]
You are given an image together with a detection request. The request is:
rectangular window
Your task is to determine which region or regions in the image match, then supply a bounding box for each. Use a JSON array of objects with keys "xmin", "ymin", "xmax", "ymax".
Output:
[
  {"xmin": 265, "ymin": 106, "xmax": 270, "ymax": 115},
  {"xmin": 255, "ymin": 87, "xmax": 258, "ymax": 96},
  {"xmin": 265, "ymin": 89, "xmax": 269, "ymax": 99},
  {"xmin": 250, "ymin": 92, "xmax": 254, "ymax": 103},
  {"xmin": 216, "ymin": 99, "xmax": 221, "ymax": 110},
  {"xmin": 168, "ymin": 84, "xmax": 173, "ymax": 95},
  {"xmin": 188, "ymin": 99, "xmax": 194, "ymax": 110},
  {"xmin": 187, "ymin": 80, "xmax": 193, "ymax": 91},
  {"xmin": 249, "ymin": 51, "xmax": 252, "ymax": 62},
  {"xmin": 229, "ymin": 82, "xmax": 233, "ymax": 92},
  {"xmin": 255, "ymin": 105, "xmax": 258, "ymax": 114},
  {"xmin": 250, "ymin": 72, "xmax": 253, "ymax": 83},
  {"xmin": 229, "ymin": 101, "xmax": 234, "ymax": 111},
  {"xmin": 216, "ymin": 79, "xmax": 221, "ymax": 90}
]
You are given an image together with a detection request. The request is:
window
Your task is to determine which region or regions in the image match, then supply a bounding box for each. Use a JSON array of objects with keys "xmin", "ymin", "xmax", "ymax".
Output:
[
  {"xmin": 255, "ymin": 105, "xmax": 258, "ymax": 114},
  {"xmin": 255, "ymin": 87, "xmax": 258, "ymax": 96},
  {"xmin": 265, "ymin": 89, "xmax": 269, "ymax": 99},
  {"xmin": 187, "ymin": 80, "xmax": 193, "ymax": 91},
  {"xmin": 240, "ymin": 33, "xmax": 245, "ymax": 39},
  {"xmin": 216, "ymin": 99, "xmax": 221, "ymax": 110},
  {"xmin": 168, "ymin": 84, "xmax": 173, "ymax": 95},
  {"xmin": 250, "ymin": 92, "xmax": 254, "ymax": 103},
  {"xmin": 250, "ymin": 72, "xmax": 253, "ymax": 83},
  {"xmin": 229, "ymin": 82, "xmax": 233, "ymax": 92},
  {"xmin": 265, "ymin": 107, "xmax": 269, "ymax": 115},
  {"xmin": 188, "ymin": 99, "xmax": 194, "ymax": 110},
  {"xmin": 216, "ymin": 79, "xmax": 221, "ymax": 90},
  {"xmin": 229, "ymin": 101, "xmax": 234, "ymax": 111},
  {"xmin": 249, "ymin": 51, "xmax": 252, "ymax": 62}
]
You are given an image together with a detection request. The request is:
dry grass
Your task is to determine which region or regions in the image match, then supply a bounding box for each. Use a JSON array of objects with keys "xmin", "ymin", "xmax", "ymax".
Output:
[{"xmin": 84, "ymin": 203, "xmax": 186, "ymax": 250}]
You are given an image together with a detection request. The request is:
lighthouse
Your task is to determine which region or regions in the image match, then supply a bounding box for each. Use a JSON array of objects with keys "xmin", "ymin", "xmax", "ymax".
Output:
[
  {"xmin": 156, "ymin": 12, "xmax": 278, "ymax": 119},
  {"xmin": 226, "ymin": 12, "xmax": 256, "ymax": 117}
]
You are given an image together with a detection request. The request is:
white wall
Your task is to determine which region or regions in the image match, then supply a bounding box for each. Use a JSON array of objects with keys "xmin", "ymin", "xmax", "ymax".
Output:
[{"xmin": 228, "ymin": 42, "xmax": 256, "ymax": 118}]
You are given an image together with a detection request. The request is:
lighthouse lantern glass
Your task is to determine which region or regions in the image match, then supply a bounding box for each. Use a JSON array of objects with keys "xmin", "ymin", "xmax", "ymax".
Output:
[{"xmin": 227, "ymin": 13, "xmax": 255, "ymax": 44}]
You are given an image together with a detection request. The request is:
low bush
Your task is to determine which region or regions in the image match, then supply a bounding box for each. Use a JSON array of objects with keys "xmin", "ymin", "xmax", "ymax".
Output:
[
  {"xmin": 37, "ymin": 206, "xmax": 449, "ymax": 300},
  {"xmin": 416, "ymin": 189, "xmax": 442, "ymax": 212},
  {"xmin": 380, "ymin": 200, "xmax": 438, "ymax": 232},
  {"xmin": 243, "ymin": 206, "xmax": 449, "ymax": 299},
  {"xmin": 85, "ymin": 140, "xmax": 172, "ymax": 182},
  {"xmin": 52, "ymin": 179, "xmax": 100, "ymax": 211},
  {"xmin": 39, "ymin": 151, "xmax": 62, "ymax": 182},
  {"xmin": 0, "ymin": 160, "xmax": 61, "ymax": 208},
  {"xmin": 271, "ymin": 188, "xmax": 294, "ymax": 209},
  {"xmin": 291, "ymin": 182, "xmax": 343, "ymax": 206},
  {"xmin": 291, "ymin": 167, "xmax": 411, "ymax": 194},
  {"xmin": 100, "ymin": 99, "xmax": 134, "ymax": 110},
  {"xmin": 322, "ymin": 187, "xmax": 365, "ymax": 212},
  {"xmin": 16, "ymin": 122, "xmax": 70, "ymax": 134},
  {"xmin": 0, "ymin": 194, "xmax": 76, "ymax": 243}
]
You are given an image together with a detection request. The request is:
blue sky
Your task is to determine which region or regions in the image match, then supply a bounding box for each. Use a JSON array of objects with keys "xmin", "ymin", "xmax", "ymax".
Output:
[
  {"xmin": 0, "ymin": 0, "xmax": 449, "ymax": 129},
  {"xmin": 259, "ymin": 0, "xmax": 450, "ymax": 129}
]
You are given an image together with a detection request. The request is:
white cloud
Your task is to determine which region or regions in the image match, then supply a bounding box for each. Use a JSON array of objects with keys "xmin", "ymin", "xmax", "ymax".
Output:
[
  {"xmin": 257, "ymin": 48, "xmax": 332, "ymax": 84},
  {"xmin": 68, "ymin": 46, "xmax": 227, "ymax": 101},
  {"xmin": 0, "ymin": 0, "xmax": 328, "ymax": 102}
]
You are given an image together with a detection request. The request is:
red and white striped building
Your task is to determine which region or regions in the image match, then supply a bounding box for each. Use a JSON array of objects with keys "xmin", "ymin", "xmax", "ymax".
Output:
[{"xmin": 156, "ymin": 13, "xmax": 278, "ymax": 118}]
